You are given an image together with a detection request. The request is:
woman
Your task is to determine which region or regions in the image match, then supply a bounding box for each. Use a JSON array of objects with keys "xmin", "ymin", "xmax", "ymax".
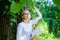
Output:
[{"xmin": 16, "ymin": 7, "xmax": 42, "ymax": 40}]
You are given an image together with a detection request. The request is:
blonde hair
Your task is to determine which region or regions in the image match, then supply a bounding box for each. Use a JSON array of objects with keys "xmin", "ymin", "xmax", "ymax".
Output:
[{"xmin": 22, "ymin": 9, "xmax": 30, "ymax": 16}]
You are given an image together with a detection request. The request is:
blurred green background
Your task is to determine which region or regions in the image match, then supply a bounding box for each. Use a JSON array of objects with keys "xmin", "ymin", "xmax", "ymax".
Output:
[{"xmin": 0, "ymin": 0, "xmax": 60, "ymax": 40}]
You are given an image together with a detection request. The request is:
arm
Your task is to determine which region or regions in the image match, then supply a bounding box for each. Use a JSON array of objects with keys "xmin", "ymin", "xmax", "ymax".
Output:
[
  {"xmin": 16, "ymin": 23, "xmax": 23, "ymax": 40},
  {"xmin": 31, "ymin": 7, "xmax": 42, "ymax": 24},
  {"xmin": 30, "ymin": 7, "xmax": 42, "ymax": 40}
]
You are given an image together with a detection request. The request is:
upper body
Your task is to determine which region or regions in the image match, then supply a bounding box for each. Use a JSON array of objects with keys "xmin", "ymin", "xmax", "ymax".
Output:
[{"xmin": 16, "ymin": 7, "xmax": 42, "ymax": 40}]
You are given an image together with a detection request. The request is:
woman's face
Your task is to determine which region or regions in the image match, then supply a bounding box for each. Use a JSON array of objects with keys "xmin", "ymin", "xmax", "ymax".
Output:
[{"xmin": 22, "ymin": 10, "xmax": 31, "ymax": 21}]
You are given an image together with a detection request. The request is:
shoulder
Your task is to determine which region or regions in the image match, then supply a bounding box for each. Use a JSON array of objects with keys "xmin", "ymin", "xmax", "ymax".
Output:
[
  {"xmin": 18, "ymin": 22, "xmax": 23, "ymax": 25},
  {"xmin": 17, "ymin": 22, "xmax": 23, "ymax": 28}
]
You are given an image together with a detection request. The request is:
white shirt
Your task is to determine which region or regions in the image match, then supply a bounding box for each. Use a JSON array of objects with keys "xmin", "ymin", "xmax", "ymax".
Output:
[{"xmin": 16, "ymin": 9, "xmax": 42, "ymax": 40}]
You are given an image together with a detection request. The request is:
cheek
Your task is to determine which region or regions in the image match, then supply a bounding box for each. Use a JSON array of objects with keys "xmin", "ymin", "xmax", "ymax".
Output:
[{"xmin": 28, "ymin": 14, "xmax": 31, "ymax": 19}]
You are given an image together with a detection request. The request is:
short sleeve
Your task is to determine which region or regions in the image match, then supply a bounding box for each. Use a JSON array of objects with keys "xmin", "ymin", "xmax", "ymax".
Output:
[{"xmin": 16, "ymin": 23, "xmax": 23, "ymax": 40}]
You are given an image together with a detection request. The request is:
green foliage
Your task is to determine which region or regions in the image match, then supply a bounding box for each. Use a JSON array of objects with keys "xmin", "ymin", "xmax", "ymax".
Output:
[
  {"xmin": 10, "ymin": 2, "xmax": 21, "ymax": 13},
  {"xmin": 1, "ymin": 0, "xmax": 60, "ymax": 40},
  {"xmin": 53, "ymin": 0, "xmax": 60, "ymax": 7},
  {"xmin": 10, "ymin": 0, "xmax": 34, "ymax": 13},
  {"xmin": 28, "ymin": 0, "xmax": 34, "ymax": 8},
  {"xmin": 32, "ymin": 0, "xmax": 60, "ymax": 40}
]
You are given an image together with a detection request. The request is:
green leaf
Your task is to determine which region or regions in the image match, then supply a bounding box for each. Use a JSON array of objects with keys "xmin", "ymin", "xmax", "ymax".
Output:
[
  {"xmin": 53, "ymin": 0, "xmax": 60, "ymax": 6},
  {"xmin": 10, "ymin": 1, "xmax": 21, "ymax": 13},
  {"xmin": 19, "ymin": 0, "xmax": 26, "ymax": 7},
  {"xmin": 19, "ymin": 0, "xmax": 26, "ymax": 4},
  {"xmin": 28, "ymin": 0, "xmax": 34, "ymax": 7}
]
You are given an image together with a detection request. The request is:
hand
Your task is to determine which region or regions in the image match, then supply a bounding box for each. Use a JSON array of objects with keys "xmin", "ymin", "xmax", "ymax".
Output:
[
  {"xmin": 34, "ymin": 7, "xmax": 37, "ymax": 9},
  {"xmin": 30, "ymin": 35, "xmax": 36, "ymax": 40},
  {"xmin": 34, "ymin": 7, "xmax": 39, "ymax": 12},
  {"xmin": 34, "ymin": 7, "xmax": 36, "ymax": 9}
]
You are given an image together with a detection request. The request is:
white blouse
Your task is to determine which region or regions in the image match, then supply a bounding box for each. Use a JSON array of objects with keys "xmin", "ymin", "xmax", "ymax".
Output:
[{"xmin": 16, "ymin": 9, "xmax": 42, "ymax": 40}]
